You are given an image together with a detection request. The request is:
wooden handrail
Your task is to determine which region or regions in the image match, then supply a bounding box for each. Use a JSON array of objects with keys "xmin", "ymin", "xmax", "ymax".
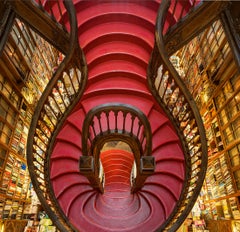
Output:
[
  {"xmin": 26, "ymin": 1, "xmax": 87, "ymax": 231},
  {"xmin": 147, "ymin": 0, "xmax": 208, "ymax": 231},
  {"xmin": 80, "ymin": 103, "xmax": 155, "ymax": 193}
]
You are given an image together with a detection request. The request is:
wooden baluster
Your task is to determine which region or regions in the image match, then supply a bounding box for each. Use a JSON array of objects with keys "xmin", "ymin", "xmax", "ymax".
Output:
[
  {"xmin": 114, "ymin": 110, "xmax": 118, "ymax": 133},
  {"xmin": 42, "ymin": 107, "xmax": 56, "ymax": 129},
  {"xmin": 33, "ymin": 158, "xmax": 44, "ymax": 168},
  {"xmin": 37, "ymin": 124, "xmax": 50, "ymax": 141},
  {"xmin": 61, "ymin": 78, "xmax": 71, "ymax": 104},
  {"xmin": 53, "ymin": 87, "xmax": 66, "ymax": 113},
  {"xmin": 68, "ymin": 68, "xmax": 78, "ymax": 93},
  {"xmin": 33, "ymin": 143, "xmax": 45, "ymax": 155},
  {"xmin": 136, "ymin": 121, "xmax": 141, "ymax": 139},
  {"xmin": 161, "ymin": 69, "xmax": 170, "ymax": 100},
  {"xmin": 130, "ymin": 114, "xmax": 135, "ymax": 135},
  {"xmin": 91, "ymin": 121, "xmax": 97, "ymax": 138},
  {"xmin": 47, "ymin": 96, "xmax": 60, "ymax": 118},
  {"xmin": 122, "ymin": 111, "xmax": 127, "ymax": 133},
  {"xmin": 172, "ymin": 0, "xmax": 178, "ymax": 19},
  {"xmin": 156, "ymin": 65, "xmax": 164, "ymax": 93},
  {"xmin": 36, "ymin": 129, "xmax": 48, "ymax": 146},
  {"xmin": 64, "ymin": 71, "xmax": 76, "ymax": 96},
  {"xmin": 96, "ymin": 113, "xmax": 103, "ymax": 135},
  {"xmin": 106, "ymin": 111, "xmax": 110, "ymax": 133},
  {"xmin": 56, "ymin": 80, "xmax": 68, "ymax": 109},
  {"xmin": 51, "ymin": 93, "xmax": 63, "ymax": 114},
  {"xmin": 33, "ymin": 147, "xmax": 45, "ymax": 160},
  {"xmin": 174, "ymin": 95, "xmax": 184, "ymax": 119}
]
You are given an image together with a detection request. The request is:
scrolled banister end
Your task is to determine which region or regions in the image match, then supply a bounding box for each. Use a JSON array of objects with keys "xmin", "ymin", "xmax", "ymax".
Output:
[
  {"xmin": 79, "ymin": 155, "xmax": 104, "ymax": 193},
  {"xmin": 140, "ymin": 156, "xmax": 156, "ymax": 174},
  {"xmin": 79, "ymin": 155, "xmax": 94, "ymax": 173}
]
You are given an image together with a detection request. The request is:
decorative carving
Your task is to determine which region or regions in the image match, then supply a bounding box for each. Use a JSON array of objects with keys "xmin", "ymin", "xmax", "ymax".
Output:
[
  {"xmin": 165, "ymin": 32, "xmax": 182, "ymax": 55},
  {"xmin": 79, "ymin": 156, "xmax": 94, "ymax": 173},
  {"xmin": 140, "ymin": 156, "xmax": 155, "ymax": 174}
]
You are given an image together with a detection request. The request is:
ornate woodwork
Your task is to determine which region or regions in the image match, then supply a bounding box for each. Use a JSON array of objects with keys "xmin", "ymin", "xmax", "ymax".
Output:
[{"xmin": 80, "ymin": 103, "xmax": 155, "ymax": 193}]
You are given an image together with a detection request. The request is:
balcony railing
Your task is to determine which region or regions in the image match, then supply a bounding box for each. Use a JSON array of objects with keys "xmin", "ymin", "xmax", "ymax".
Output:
[
  {"xmin": 147, "ymin": 0, "xmax": 207, "ymax": 231},
  {"xmin": 34, "ymin": 0, "xmax": 69, "ymax": 32},
  {"xmin": 80, "ymin": 103, "xmax": 155, "ymax": 193},
  {"xmin": 26, "ymin": 1, "xmax": 87, "ymax": 231},
  {"xmin": 162, "ymin": 0, "xmax": 201, "ymax": 35}
]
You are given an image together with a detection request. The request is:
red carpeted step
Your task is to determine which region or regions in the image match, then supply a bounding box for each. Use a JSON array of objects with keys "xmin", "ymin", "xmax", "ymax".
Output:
[
  {"xmin": 95, "ymin": 193, "xmax": 139, "ymax": 217},
  {"xmin": 101, "ymin": 149, "xmax": 134, "ymax": 187}
]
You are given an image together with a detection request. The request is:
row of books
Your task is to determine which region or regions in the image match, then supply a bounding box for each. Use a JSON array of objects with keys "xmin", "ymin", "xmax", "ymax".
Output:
[
  {"xmin": 0, "ymin": 198, "xmax": 24, "ymax": 219},
  {"xmin": 0, "ymin": 154, "xmax": 30, "ymax": 199}
]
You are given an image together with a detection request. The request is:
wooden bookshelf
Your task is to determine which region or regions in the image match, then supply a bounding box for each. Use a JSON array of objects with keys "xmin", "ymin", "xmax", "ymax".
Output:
[
  {"xmin": 0, "ymin": 16, "xmax": 59, "ymax": 230},
  {"xmin": 174, "ymin": 18, "xmax": 240, "ymax": 224}
]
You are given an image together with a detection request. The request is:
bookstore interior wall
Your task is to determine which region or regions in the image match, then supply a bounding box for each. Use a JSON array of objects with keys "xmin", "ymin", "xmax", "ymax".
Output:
[
  {"xmin": 172, "ymin": 18, "xmax": 240, "ymax": 232},
  {"xmin": 0, "ymin": 17, "xmax": 61, "ymax": 232}
]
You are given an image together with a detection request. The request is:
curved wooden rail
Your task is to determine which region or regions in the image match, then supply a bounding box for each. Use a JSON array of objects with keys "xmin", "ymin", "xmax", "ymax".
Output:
[
  {"xmin": 148, "ymin": 0, "xmax": 207, "ymax": 231},
  {"xmin": 26, "ymin": 1, "xmax": 87, "ymax": 231},
  {"xmin": 80, "ymin": 103, "xmax": 155, "ymax": 193}
]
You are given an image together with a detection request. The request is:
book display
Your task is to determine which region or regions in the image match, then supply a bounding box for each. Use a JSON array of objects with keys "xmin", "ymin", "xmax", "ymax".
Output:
[
  {"xmin": 0, "ymin": 17, "xmax": 59, "ymax": 231},
  {"xmin": 173, "ymin": 18, "xmax": 240, "ymax": 229}
]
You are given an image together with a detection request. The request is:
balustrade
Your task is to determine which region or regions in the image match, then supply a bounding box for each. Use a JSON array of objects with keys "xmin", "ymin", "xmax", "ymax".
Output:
[
  {"xmin": 80, "ymin": 103, "xmax": 155, "ymax": 193},
  {"xmin": 147, "ymin": 0, "xmax": 207, "ymax": 230}
]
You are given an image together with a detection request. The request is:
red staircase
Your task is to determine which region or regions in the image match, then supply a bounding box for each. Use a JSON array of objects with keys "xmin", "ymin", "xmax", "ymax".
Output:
[
  {"xmin": 25, "ymin": 0, "xmax": 207, "ymax": 231},
  {"xmin": 51, "ymin": 102, "xmax": 185, "ymax": 231},
  {"xmin": 49, "ymin": 1, "xmax": 190, "ymax": 231}
]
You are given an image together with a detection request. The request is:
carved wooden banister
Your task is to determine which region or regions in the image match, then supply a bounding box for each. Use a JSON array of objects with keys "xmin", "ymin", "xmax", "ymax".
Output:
[
  {"xmin": 26, "ymin": 1, "xmax": 87, "ymax": 231},
  {"xmin": 80, "ymin": 103, "xmax": 155, "ymax": 193},
  {"xmin": 147, "ymin": 0, "xmax": 208, "ymax": 231}
]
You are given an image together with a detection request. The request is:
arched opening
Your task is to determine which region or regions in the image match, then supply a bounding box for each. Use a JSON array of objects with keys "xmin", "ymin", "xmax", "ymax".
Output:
[{"xmin": 100, "ymin": 140, "xmax": 135, "ymax": 192}]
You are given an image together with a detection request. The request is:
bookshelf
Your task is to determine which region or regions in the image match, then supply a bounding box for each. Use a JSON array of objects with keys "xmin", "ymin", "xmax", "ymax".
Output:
[
  {"xmin": 0, "ymin": 16, "xmax": 59, "ymax": 230},
  {"xmin": 173, "ymin": 18, "xmax": 240, "ymax": 227}
]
